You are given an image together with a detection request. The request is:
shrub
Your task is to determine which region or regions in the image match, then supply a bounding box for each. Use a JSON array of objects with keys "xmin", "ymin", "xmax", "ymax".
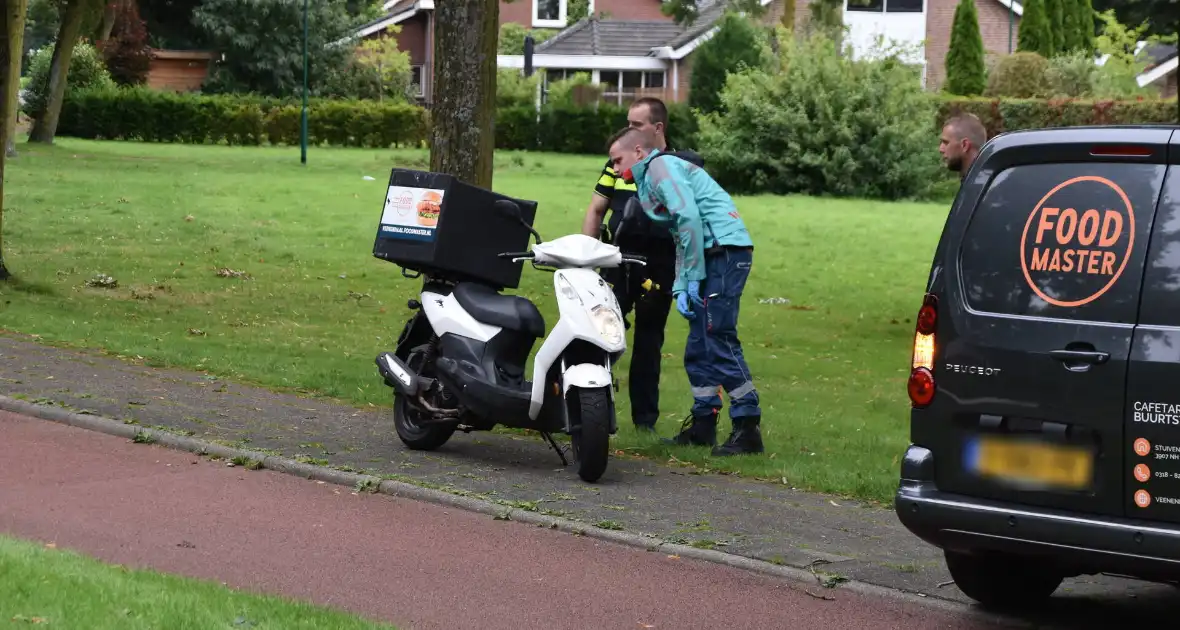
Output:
[
  {"xmin": 944, "ymin": 0, "xmax": 987, "ymax": 96},
  {"xmin": 21, "ymin": 41, "xmax": 117, "ymax": 119},
  {"xmin": 497, "ymin": 69, "xmax": 540, "ymax": 108},
  {"xmin": 696, "ymin": 29, "xmax": 943, "ymax": 201},
  {"xmin": 99, "ymin": 0, "xmax": 152, "ymax": 86},
  {"xmin": 985, "ymin": 51, "xmax": 1049, "ymax": 98},
  {"xmin": 938, "ymin": 95, "xmax": 1179, "ymax": 138}
]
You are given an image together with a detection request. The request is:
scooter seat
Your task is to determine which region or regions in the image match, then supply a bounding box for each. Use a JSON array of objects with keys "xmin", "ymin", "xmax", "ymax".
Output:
[{"xmin": 453, "ymin": 282, "xmax": 546, "ymax": 338}]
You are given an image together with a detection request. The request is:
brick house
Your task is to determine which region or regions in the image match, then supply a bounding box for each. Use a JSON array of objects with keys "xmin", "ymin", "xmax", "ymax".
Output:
[
  {"xmin": 342, "ymin": 0, "xmax": 1175, "ymax": 105},
  {"xmin": 495, "ymin": 0, "xmax": 1028, "ymax": 102}
]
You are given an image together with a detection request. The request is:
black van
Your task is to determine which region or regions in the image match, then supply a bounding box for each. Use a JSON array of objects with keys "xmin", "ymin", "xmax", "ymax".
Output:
[{"xmin": 896, "ymin": 124, "xmax": 1180, "ymax": 608}]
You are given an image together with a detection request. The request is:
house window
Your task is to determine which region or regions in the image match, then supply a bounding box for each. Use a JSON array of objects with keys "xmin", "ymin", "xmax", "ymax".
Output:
[
  {"xmin": 885, "ymin": 0, "xmax": 923, "ymax": 12},
  {"xmin": 541, "ymin": 68, "xmax": 572, "ymax": 104},
  {"xmin": 410, "ymin": 65, "xmax": 425, "ymax": 97},
  {"xmin": 533, "ymin": 0, "xmax": 566, "ymax": 27},
  {"xmin": 845, "ymin": 0, "xmax": 924, "ymax": 11},
  {"xmin": 845, "ymin": 0, "xmax": 883, "ymax": 12},
  {"xmin": 599, "ymin": 69, "xmax": 667, "ymax": 106}
]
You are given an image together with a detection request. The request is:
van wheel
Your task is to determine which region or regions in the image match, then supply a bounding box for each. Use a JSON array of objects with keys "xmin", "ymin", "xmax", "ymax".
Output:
[{"xmin": 944, "ymin": 550, "xmax": 1064, "ymax": 610}]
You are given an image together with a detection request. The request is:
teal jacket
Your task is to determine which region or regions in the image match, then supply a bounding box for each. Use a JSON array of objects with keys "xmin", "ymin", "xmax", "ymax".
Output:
[{"xmin": 628, "ymin": 149, "xmax": 754, "ymax": 293}]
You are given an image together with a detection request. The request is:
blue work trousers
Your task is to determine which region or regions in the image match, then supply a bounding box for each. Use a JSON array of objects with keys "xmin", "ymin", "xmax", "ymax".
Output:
[{"xmin": 684, "ymin": 247, "xmax": 761, "ymax": 423}]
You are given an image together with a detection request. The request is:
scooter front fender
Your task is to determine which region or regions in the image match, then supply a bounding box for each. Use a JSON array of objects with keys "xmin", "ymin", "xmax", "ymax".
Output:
[{"xmin": 562, "ymin": 363, "xmax": 612, "ymax": 394}]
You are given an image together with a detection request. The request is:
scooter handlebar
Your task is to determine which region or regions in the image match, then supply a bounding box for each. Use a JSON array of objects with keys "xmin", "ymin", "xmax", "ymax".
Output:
[
  {"xmin": 621, "ymin": 254, "xmax": 647, "ymax": 265},
  {"xmin": 497, "ymin": 251, "xmax": 534, "ymax": 260}
]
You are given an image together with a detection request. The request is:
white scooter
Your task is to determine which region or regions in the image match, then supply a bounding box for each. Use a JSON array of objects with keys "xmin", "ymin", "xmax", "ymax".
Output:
[{"xmin": 375, "ymin": 199, "xmax": 647, "ymax": 482}]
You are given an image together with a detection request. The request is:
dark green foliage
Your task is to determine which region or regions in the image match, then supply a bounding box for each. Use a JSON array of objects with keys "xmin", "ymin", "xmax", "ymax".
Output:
[
  {"xmin": 1078, "ymin": 0, "xmax": 1097, "ymax": 51},
  {"xmin": 688, "ymin": 11, "xmax": 768, "ymax": 116},
  {"xmin": 1018, "ymin": 0, "xmax": 1055, "ymax": 58},
  {"xmin": 944, "ymin": 0, "xmax": 987, "ymax": 96},
  {"xmin": 193, "ymin": 0, "xmax": 368, "ymax": 98},
  {"xmin": 1044, "ymin": 0, "xmax": 1065, "ymax": 53}
]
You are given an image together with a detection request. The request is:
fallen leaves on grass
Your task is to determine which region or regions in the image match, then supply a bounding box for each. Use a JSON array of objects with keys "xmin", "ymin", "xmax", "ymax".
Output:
[
  {"xmin": 216, "ymin": 268, "xmax": 252, "ymax": 280},
  {"xmin": 10, "ymin": 615, "xmax": 49, "ymax": 624},
  {"xmin": 84, "ymin": 274, "xmax": 118, "ymax": 289}
]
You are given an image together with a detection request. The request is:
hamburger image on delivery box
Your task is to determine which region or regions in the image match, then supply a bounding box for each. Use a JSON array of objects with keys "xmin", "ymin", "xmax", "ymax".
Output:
[{"xmin": 417, "ymin": 190, "xmax": 442, "ymax": 227}]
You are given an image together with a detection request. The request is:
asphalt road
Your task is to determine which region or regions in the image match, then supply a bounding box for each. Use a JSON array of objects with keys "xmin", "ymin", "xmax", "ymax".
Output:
[{"xmin": 0, "ymin": 410, "xmax": 1015, "ymax": 630}]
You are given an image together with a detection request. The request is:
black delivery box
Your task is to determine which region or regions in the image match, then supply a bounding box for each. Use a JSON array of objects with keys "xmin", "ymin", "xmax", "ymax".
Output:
[{"xmin": 372, "ymin": 168, "xmax": 539, "ymax": 290}]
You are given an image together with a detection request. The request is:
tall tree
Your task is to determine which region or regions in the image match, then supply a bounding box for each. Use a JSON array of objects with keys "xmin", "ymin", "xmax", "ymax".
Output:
[
  {"xmin": 1044, "ymin": 0, "xmax": 1064, "ymax": 53},
  {"xmin": 1018, "ymin": 0, "xmax": 1054, "ymax": 58},
  {"xmin": 430, "ymin": 0, "xmax": 498, "ymax": 188},
  {"xmin": 99, "ymin": 0, "xmax": 151, "ymax": 85},
  {"xmin": 27, "ymin": 0, "xmax": 97, "ymax": 144},
  {"xmin": 1078, "ymin": 0, "xmax": 1097, "ymax": 51},
  {"xmin": 1, "ymin": 0, "xmax": 29, "ymax": 279},
  {"xmin": 944, "ymin": 0, "xmax": 987, "ymax": 95},
  {"xmin": 4, "ymin": 0, "xmax": 26, "ymax": 158},
  {"xmin": 689, "ymin": 11, "xmax": 767, "ymax": 115},
  {"xmin": 1061, "ymin": 0, "xmax": 1085, "ymax": 52}
]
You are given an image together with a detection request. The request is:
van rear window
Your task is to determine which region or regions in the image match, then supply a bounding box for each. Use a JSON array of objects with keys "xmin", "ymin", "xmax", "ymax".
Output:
[{"xmin": 958, "ymin": 162, "xmax": 1166, "ymax": 324}]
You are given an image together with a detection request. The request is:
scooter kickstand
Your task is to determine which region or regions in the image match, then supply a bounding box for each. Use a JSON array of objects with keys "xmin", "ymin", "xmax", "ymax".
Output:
[{"xmin": 540, "ymin": 431, "xmax": 569, "ymax": 467}]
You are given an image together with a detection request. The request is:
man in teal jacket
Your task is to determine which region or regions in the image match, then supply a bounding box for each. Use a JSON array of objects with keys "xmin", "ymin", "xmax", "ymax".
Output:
[{"xmin": 607, "ymin": 127, "xmax": 763, "ymax": 456}]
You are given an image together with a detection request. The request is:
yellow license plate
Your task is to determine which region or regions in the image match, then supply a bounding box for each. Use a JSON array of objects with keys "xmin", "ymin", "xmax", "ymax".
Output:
[{"xmin": 969, "ymin": 437, "xmax": 1094, "ymax": 490}]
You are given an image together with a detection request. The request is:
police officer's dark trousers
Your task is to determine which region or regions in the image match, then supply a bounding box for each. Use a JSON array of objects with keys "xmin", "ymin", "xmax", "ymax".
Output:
[{"xmin": 608, "ymin": 235, "xmax": 676, "ymax": 429}]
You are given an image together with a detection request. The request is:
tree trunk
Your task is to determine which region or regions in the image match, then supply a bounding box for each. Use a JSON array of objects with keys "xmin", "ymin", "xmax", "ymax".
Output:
[
  {"xmin": 4, "ymin": 0, "xmax": 26, "ymax": 160},
  {"xmin": 0, "ymin": 0, "xmax": 29, "ymax": 280},
  {"xmin": 95, "ymin": 0, "xmax": 122, "ymax": 43},
  {"xmin": 429, "ymin": 0, "xmax": 498, "ymax": 189},
  {"xmin": 28, "ymin": 0, "xmax": 90, "ymax": 145}
]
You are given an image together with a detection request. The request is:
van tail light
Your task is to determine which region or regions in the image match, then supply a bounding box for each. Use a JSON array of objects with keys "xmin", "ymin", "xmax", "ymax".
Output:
[{"xmin": 909, "ymin": 293, "xmax": 938, "ymax": 408}]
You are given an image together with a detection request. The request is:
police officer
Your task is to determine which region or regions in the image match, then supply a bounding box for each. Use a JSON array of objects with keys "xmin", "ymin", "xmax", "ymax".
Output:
[{"xmin": 581, "ymin": 98, "xmax": 686, "ymax": 433}]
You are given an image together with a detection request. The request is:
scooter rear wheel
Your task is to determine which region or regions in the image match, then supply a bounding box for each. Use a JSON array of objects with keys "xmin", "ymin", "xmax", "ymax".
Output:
[
  {"xmin": 393, "ymin": 392, "xmax": 456, "ymax": 451},
  {"xmin": 570, "ymin": 386, "xmax": 612, "ymax": 483}
]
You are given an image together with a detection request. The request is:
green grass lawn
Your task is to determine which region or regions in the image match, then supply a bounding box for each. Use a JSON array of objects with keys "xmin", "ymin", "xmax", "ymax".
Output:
[
  {"xmin": 0, "ymin": 534, "xmax": 396, "ymax": 629},
  {"xmin": 0, "ymin": 139, "xmax": 948, "ymax": 503}
]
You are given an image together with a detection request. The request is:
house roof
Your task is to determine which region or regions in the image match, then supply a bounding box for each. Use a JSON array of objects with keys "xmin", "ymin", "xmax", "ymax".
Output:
[
  {"xmin": 535, "ymin": 0, "xmax": 746, "ymax": 59},
  {"xmin": 1137, "ymin": 44, "xmax": 1177, "ymax": 87},
  {"xmin": 332, "ymin": 0, "xmax": 432, "ymax": 46}
]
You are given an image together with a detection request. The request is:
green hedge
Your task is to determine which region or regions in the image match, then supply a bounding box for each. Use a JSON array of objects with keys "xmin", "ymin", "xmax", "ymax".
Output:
[
  {"xmin": 58, "ymin": 87, "xmax": 429, "ymax": 147},
  {"xmin": 54, "ymin": 87, "xmax": 1176, "ymax": 154},
  {"xmin": 57, "ymin": 87, "xmax": 702, "ymax": 153},
  {"xmin": 938, "ymin": 96, "xmax": 1179, "ymax": 137}
]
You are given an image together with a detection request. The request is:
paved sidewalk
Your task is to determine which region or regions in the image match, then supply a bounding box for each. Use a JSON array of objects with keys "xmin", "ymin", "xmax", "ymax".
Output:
[
  {"xmin": 3, "ymin": 333, "xmax": 1180, "ymax": 625},
  {"xmin": 0, "ymin": 410, "xmax": 1005, "ymax": 630}
]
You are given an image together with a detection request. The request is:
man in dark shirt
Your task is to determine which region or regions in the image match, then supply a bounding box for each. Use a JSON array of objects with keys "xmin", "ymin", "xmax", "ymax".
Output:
[
  {"xmin": 581, "ymin": 98, "xmax": 679, "ymax": 433},
  {"xmin": 938, "ymin": 113, "xmax": 987, "ymax": 180}
]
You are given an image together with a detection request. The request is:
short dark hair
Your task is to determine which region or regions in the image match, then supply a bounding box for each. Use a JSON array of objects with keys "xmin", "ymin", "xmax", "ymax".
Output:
[
  {"xmin": 605, "ymin": 126, "xmax": 632, "ymax": 153},
  {"xmin": 608, "ymin": 126, "xmax": 657, "ymax": 153},
  {"xmin": 630, "ymin": 97, "xmax": 667, "ymax": 127},
  {"xmin": 944, "ymin": 113, "xmax": 987, "ymax": 150}
]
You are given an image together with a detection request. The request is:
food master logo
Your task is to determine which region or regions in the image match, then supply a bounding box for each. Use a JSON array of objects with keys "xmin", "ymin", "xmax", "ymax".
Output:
[{"xmin": 1020, "ymin": 176, "xmax": 1135, "ymax": 308}]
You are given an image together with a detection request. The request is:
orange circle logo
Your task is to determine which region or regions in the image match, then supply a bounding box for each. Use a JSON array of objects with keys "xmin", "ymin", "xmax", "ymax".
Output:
[
  {"xmin": 1135, "ymin": 438, "xmax": 1152, "ymax": 457},
  {"xmin": 1020, "ymin": 176, "xmax": 1135, "ymax": 308},
  {"xmin": 1135, "ymin": 489, "xmax": 1152, "ymax": 508},
  {"xmin": 1135, "ymin": 464, "xmax": 1151, "ymax": 483}
]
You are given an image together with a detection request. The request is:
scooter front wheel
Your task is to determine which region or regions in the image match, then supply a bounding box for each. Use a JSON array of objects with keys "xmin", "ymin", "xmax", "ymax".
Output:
[{"xmin": 569, "ymin": 386, "xmax": 612, "ymax": 483}]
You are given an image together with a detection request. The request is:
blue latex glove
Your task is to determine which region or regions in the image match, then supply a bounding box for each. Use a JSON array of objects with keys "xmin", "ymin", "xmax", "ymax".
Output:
[{"xmin": 675, "ymin": 281, "xmax": 704, "ymax": 320}]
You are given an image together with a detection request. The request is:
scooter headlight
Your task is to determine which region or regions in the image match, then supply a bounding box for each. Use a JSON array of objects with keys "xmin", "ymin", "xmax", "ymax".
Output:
[{"xmin": 590, "ymin": 305, "xmax": 623, "ymax": 346}]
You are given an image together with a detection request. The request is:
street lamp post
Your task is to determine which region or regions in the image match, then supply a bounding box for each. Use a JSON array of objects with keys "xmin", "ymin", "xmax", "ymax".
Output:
[{"xmin": 300, "ymin": 0, "xmax": 309, "ymax": 165}]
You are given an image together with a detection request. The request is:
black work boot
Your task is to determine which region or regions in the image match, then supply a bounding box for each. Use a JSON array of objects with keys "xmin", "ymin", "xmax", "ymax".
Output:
[
  {"xmin": 712, "ymin": 417, "xmax": 764, "ymax": 456},
  {"xmin": 661, "ymin": 410, "xmax": 718, "ymax": 447}
]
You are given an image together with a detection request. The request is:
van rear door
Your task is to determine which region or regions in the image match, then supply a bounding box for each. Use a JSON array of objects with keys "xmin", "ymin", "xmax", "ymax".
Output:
[
  {"xmin": 919, "ymin": 126, "xmax": 1172, "ymax": 518},
  {"xmin": 1124, "ymin": 130, "xmax": 1180, "ymax": 521}
]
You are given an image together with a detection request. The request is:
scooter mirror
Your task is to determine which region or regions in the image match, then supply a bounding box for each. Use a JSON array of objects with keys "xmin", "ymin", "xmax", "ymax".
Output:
[{"xmin": 493, "ymin": 199, "xmax": 522, "ymax": 222}]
